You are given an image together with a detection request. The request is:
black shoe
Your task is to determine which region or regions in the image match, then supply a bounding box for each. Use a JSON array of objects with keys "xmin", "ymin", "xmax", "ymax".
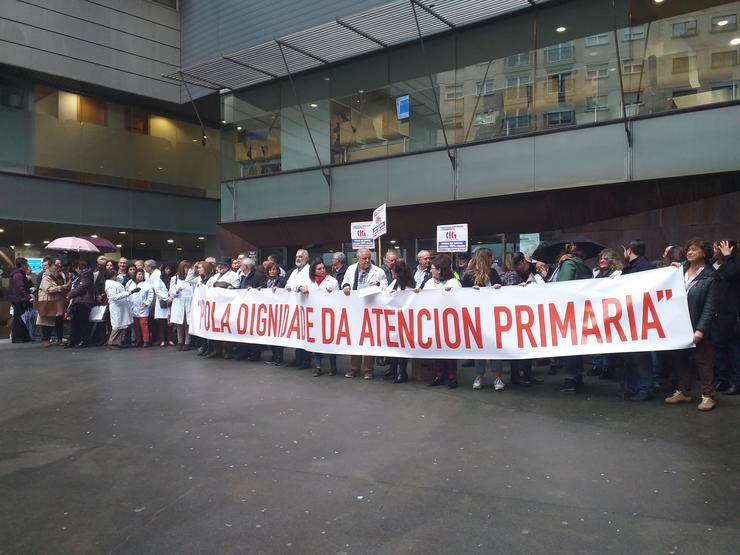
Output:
[
  {"xmin": 461, "ymin": 360, "xmax": 474, "ymax": 367},
  {"xmin": 722, "ymin": 385, "xmax": 740, "ymax": 395},
  {"xmin": 428, "ymin": 376, "xmax": 446, "ymax": 387},
  {"xmin": 247, "ymin": 353, "xmax": 260, "ymax": 362},
  {"xmin": 235, "ymin": 351, "xmax": 249, "ymax": 361},
  {"xmin": 559, "ymin": 379, "xmax": 578, "ymax": 393},
  {"xmin": 525, "ymin": 375, "xmax": 544, "ymax": 385},
  {"xmin": 715, "ymin": 381, "xmax": 730, "ymax": 393},
  {"xmin": 586, "ymin": 367, "xmax": 601, "ymax": 377},
  {"xmin": 76, "ymin": 342, "xmax": 87, "ymax": 349},
  {"xmin": 286, "ymin": 360, "xmax": 300, "ymax": 367},
  {"xmin": 205, "ymin": 351, "xmax": 220, "ymax": 359},
  {"xmin": 599, "ymin": 370, "xmax": 614, "ymax": 380},
  {"xmin": 328, "ymin": 368, "xmax": 337, "ymax": 376},
  {"xmin": 629, "ymin": 391, "xmax": 651, "ymax": 402},
  {"xmin": 447, "ymin": 379, "xmax": 458, "ymax": 389},
  {"xmin": 274, "ymin": 357, "xmax": 283, "ymax": 367}
]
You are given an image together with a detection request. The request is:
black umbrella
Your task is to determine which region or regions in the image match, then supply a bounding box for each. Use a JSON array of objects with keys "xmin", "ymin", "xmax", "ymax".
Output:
[{"xmin": 532, "ymin": 236, "xmax": 606, "ymax": 263}]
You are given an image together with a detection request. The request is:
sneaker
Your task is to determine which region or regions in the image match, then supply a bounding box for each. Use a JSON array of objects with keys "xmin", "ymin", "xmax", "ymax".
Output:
[
  {"xmin": 363, "ymin": 372, "xmax": 374, "ymax": 380},
  {"xmin": 494, "ymin": 378, "xmax": 505, "ymax": 391},
  {"xmin": 665, "ymin": 390, "xmax": 691, "ymax": 404},
  {"xmin": 472, "ymin": 376, "xmax": 482, "ymax": 390},
  {"xmin": 697, "ymin": 396, "xmax": 716, "ymax": 412},
  {"xmin": 345, "ymin": 370, "xmax": 359, "ymax": 378}
]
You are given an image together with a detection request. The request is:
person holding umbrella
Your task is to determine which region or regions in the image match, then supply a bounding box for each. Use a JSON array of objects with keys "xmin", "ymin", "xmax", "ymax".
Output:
[{"xmin": 66, "ymin": 259, "xmax": 95, "ymax": 348}]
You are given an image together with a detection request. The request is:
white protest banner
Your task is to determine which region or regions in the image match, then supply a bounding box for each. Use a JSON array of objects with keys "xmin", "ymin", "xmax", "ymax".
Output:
[
  {"xmin": 437, "ymin": 224, "xmax": 469, "ymax": 253},
  {"xmin": 351, "ymin": 222, "xmax": 374, "ymax": 250},
  {"xmin": 372, "ymin": 203, "xmax": 387, "ymax": 239},
  {"xmin": 190, "ymin": 268, "xmax": 694, "ymax": 360}
]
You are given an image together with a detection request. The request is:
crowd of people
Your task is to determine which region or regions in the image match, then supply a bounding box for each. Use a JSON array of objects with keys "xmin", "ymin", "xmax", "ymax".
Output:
[{"xmin": 6, "ymin": 236, "xmax": 739, "ymax": 412}]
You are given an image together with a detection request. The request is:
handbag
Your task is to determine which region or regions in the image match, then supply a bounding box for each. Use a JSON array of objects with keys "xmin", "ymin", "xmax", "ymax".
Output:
[
  {"xmin": 159, "ymin": 299, "xmax": 169, "ymax": 309},
  {"xmin": 36, "ymin": 299, "xmax": 64, "ymax": 317}
]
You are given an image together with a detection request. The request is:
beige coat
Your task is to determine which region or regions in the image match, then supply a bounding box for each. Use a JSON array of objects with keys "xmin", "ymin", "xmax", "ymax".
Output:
[{"xmin": 36, "ymin": 272, "xmax": 67, "ymax": 326}]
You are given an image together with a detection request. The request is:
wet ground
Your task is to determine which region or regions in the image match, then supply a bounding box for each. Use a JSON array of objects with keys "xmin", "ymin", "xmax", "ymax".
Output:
[{"xmin": 1, "ymin": 342, "xmax": 739, "ymax": 554}]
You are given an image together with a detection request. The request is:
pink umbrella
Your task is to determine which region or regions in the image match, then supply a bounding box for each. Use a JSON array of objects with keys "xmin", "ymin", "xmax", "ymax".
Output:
[
  {"xmin": 80, "ymin": 236, "xmax": 117, "ymax": 253},
  {"xmin": 46, "ymin": 237, "xmax": 100, "ymax": 253}
]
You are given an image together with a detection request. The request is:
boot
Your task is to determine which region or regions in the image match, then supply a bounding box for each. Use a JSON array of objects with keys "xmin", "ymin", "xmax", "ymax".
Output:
[{"xmin": 394, "ymin": 368, "xmax": 408, "ymax": 383}]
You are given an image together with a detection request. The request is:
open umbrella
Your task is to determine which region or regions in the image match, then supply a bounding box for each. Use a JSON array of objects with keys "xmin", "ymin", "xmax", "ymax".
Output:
[
  {"xmin": 532, "ymin": 235, "xmax": 606, "ymax": 263},
  {"xmin": 80, "ymin": 236, "xmax": 117, "ymax": 253},
  {"xmin": 46, "ymin": 237, "xmax": 100, "ymax": 253}
]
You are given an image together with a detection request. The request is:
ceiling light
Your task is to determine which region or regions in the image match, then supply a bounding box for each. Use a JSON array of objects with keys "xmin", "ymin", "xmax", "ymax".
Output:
[
  {"xmin": 309, "ymin": 103, "xmax": 318, "ymax": 108},
  {"xmin": 43, "ymin": 240, "xmax": 50, "ymax": 244},
  {"xmin": 24, "ymin": 242, "xmax": 31, "ymax": 246},
  {"xmin": 119, "ymin": 231, "xmax": 126, "ymax": 235},
  {"xmin": 10, "ymin": 245, "xmax": 15, "ymax": 249},
  {"xmin": 167, "ymin": 239, "xmax": 174, "ymax": 243},
  {"xmin": 358, "ymin": 89, "xmax": 364, "ymax": 93},
  {"xmin": 221, "ymin": 120, "xmax": 227, "ymax": 124},
  {"xmin": 116, "ymin": 244, "xmax": 122, "ymax": 248},
  {"xmin": 91, "ymin": 234, "xmax": 98, "ymax": 238},
  {"xmin": 177, "ymin": 247, "xmax": 183, "ymax": 251},
  {"xmin": 389, "ymin": 240, "xmax": 397, "ymax": 244},
  {"xmin": 139, "ymin": 242, "xmax": 146, "ymax": 246},
  {"xmin": 717, "ymin": 19, "xmax": 729, "ymax": 27},
  {"xmin": 191, "ymin": 138, "xmax": 198, "ymax": 142},
  {"xmin": 236, "ymin": 126, "xmax": 242, "ymax": 131},
  {"xmin": 556, "ymin": 26, "xmax": 566, "ymax": 33},
  {"xmin": 157, "ymin": 166, "xmax": 163, "ymax": 170},
  {"xmin": 654, "ymin": 0, "xmax": 664, "ymax": 4},
  {"xmin": 198, "ymin": 236, "xmax": 205, "ymax": 240},
  {"xmin": 324, "ymin": 77, "xmax": 331, "ymax": 81},
  {"xmin": 0, "ymin": 228, "xmax": 4, "ymax": 233},
  {"xmin": 731, "ymin": 38, "xmax": 740, "ymax": 46}
]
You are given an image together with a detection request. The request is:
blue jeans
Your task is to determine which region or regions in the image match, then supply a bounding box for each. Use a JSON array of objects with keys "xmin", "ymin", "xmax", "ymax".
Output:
[
  {"xmin": 311, "ymin": 353, "xmax": 322, "ymax": 368},
  {"xmin": 624, "ymin": 351, "xmax": 653, "ymax": 394},
  {"xmin": 592, "ymin": 354, "xmax": 613, "ymax": 371},
  {"xmin": 475, "ymin": 359, "xmax": 503, "ymax": 375}
]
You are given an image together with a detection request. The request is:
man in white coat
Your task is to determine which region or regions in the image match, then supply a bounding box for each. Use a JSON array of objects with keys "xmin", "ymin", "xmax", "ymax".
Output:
[
  {"xmin": 205, "ymin": 257, "xmax": 240, "ymax": 359},
  {"xmin": 284, "ymin": 249, "xmax": 311, "ymax": 368},
  {"xmin": 104, "ymin": 269, "xmax": 138, "ymax": 348},
  {"xmin": 341, "ymin": 248, "xmax": 388, "ymax": 379}
]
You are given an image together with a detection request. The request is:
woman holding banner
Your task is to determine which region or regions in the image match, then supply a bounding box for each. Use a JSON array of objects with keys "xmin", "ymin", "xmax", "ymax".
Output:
[
  {"xmin": 462, "ymin": 248, "xmax": 506, "ymax": 391},
  {"xmin": 384, "ymin": 259, "xmax": 416, "ymax": 383},
  {"xmin": 299, "ymin": 258, "xmax": 338, "ymax": 377},
  {"xmin": 422, "ymin": 255, "xmax": 462, "ymax": 389}
]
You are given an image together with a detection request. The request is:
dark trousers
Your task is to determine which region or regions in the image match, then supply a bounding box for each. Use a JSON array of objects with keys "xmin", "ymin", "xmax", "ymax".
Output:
[
  {"xmin": 41, "ymin": 317, "xmax": 64, "ymax": 342},
  {"xmin": 715, "ymin": 335, "xmax": 740, "ymax": 386},
  {"xmin": 665, "ymin": 341, "xmax": 716, "ymax": 397},
  {"xmin": 389, "ymin": 357, "xmax": 408, "ymax": 374},
  {"xmin": 624, "ymin": 351, "xmax": 654, "ymax": 395},
  {"xmin": 563, "ymin": 355, "xmax": 583, "ymax": 379},
  {"xmin": 69, "ymin": 304, "xmax": 92, "ymax": 346},
  {"xmin": 11, "ymin": 302, "xmax": 31, "ymax": 342},
  {"xmin": 434, "ymin": 359, "xmax": 457, "ymax": 380}
]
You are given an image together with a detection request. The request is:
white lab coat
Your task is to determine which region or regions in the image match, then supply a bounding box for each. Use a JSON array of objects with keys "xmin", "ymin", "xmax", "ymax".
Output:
[
  {"xmin": 207, "ymin": 270, "xmax": 240, "ymax": 289},
  {"xmin": 151, "ymin": 276, "xmax": 171, "ymax": 319},
  {"xmin": 341, "ymin": 263, "xmax": 388, "ymax": 290},
  {"xmin": 423, "ymin": 278, "xmax": 462, "ymax": 290},
  {"xmin": 303, "ymin": 274, "xmax": 339, "ymax": 292},
  {"xmin": 169, "ymin": 275, "xmax": 194, "ymax": 325},
  {"xmin": 128, "ymin": 280, "xmax": 154, "ymax": 318},
  {"xmin": 105, "ymin": 279, "xmax": 133, "ymax": 329},
  {"xmin": 285, "ymin": 265, "xmax": 309, "ymax": 290}
]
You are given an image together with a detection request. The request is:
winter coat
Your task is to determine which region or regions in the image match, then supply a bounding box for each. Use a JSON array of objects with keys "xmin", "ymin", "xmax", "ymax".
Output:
[
  {"xmin": 331, "ymin": 264, "xmax": 347, "ymax": 287},
  {"xmin": 105, "ymin": 279, "xmax": 133, "ymax": 329},
  {"xmin": 622, "ymin": 256, "xmax": 655, "ymax": 275},
  {"xmin": 169, "ymin": 275, "xmax": 194, "ymax": 326},
  {"xmin": 36, "ymin": 272, "xmax": 66, "ymax": 326},
  {"xmin": 714, "ymin": 256, "xmax": 739, "ymax": 336},
  {"xmin": 7, "ymin": 268, "xmax": 32, "ymax": 304},
  {"xmin": 423, "ymin": 278, "xmax": 462, "ymax": 291},
  {"xmin": 67, "ymin": 269, "xmax": 95, "ymax": 307},
  {"xmin": 128, "ymin": 280, "xmax": 154, "ymax": 318},
  {"xmin": 239, "ymin": 270, "xmax": 266, "ymax": 290},
  {"xmin": 554, "ymin": 256, "xmax": 592, "ymax": 282},
  {"xmin": 681, "ymin": 262, "xmax": 718, "ymax": 338},
  {"xmin": 461, "ymin": 268, "xmax": 502, "ymax": 288}
]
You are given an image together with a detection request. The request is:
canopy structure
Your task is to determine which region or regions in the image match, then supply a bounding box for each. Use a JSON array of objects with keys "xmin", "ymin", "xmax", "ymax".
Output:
[{"xmin": 165, "ymin": 0, "xmax": 552, "ymax": 92}]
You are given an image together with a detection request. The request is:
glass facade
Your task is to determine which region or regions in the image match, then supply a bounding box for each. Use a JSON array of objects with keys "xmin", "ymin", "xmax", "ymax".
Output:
[
  {"xmin": 222, "ymin": 0, "xmax": 740, "ymax": 178},
  {"xmin": 0, "ymin": 79, "xmax": 221, "ymax": 198}
]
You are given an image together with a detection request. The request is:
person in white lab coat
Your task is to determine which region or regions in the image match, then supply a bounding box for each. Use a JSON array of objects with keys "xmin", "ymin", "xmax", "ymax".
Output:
[
  {"xmin": 128, "ymin": 269, "xmax": 154, "ymax": 347},
  {"xmin": 284, "ymin": 249, "xmax": 312, "ymax": 368},
  {"xmin": 170, "ymin": 260, "xmax": 196, "ymax": 351},
  {"xmin": 205, "ymin": 257, "xmax": 240, "ymax": 359},
  {"xmin": 104, "ymin": 269, "xmax": 137, "ymax": 348}
]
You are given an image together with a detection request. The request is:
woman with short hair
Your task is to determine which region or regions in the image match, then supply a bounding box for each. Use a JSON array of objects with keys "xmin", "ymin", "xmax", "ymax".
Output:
[
  {"xmin": 664, "ymin": 238, "xmax": 719, "ymax": 411},
  {"xmin": 170, "ymin": 260, "xmax": 195, "ymax": 351},
  {"xmin": 385, "ymin": 259, "xmax": 416, "ymax": 383},
  {"xmin": 589, "ymin": 248, "xmax": 623, "ymax": 379},
  {"xmin": 263, "ymin": 262, "xmax": 287, "ymax": 365},
  {"xmin": 128, "ymin": 268, "xmax": 154, "ymax": 347},
  {"xmin": 299, "ymin": 258, "xmax": 338, "ymax": 377}
]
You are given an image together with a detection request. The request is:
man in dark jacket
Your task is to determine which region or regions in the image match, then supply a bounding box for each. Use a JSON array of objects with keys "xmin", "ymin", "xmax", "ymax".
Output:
[
  {"xmin": 712, "ymin": 239, "xmax": 740, "ymax": 394},
  {"xmin": 66, "ymin": 259, "xmax": 95, "ymax": 348},
  {"xmin": 8, "ymin": 258, "xmax": 33, "ymax": 343},
  {"xmin": 620, "ymin": 239, "xmax": 658, "ymax": 400},
  {"xmin": 236, "ymin": 258, "xmax": 266, "ymax": 362},
  {"xmin": 330, "ymin": 252, "xmax": 347, "ymax": 286}
]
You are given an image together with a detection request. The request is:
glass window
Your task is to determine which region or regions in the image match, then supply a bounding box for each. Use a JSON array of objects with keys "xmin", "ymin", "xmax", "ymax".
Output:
[
  {"xmin": 672, "ymin": 20, "xmax": 698, "ymax": 38},
  {"xmin": 711, "ymin": 50, "xmax": 738, "ymax": 67},
  {"xmin": 503, "ymin": 109, "xmax": 532, "ymax": 135},
  {"xmin": 543, "ymin": 109, "xmax": 575, "ymax": 128},
  {"xmin": 476, "ymin": 80, "xmax": 495, "ymax": 96},
  {"xmin": 587, "ymin": 64, "xmax": 610, "ymax": 80},
  {"xmin": 77, "ymin": 96, "xmax": 107, "ymax": 126},
  {"xmin": 621, "ymin": 58, "xmax": 643, "ymax": 75},
  {"xmin": 544, "ymin": 41, "xmax": 576, "ymax": 65},
  {"xmin": 585, "ymin": 33, "xmax": 610, "ymax": 47},
  {"xmin": 445, "ymin": 84, "xmax": 463, "ymax": 100},
  {"xmin": 672, "ymin": 56, "xmax": 690, "ymax": 73},
  {"xmin": 711, "ymin": 14, "xmax": 737, "ymax": 32},
  {"xmin": 505, "ymin": 52, "xmax": 533, "ymax": 69},
  {"xmin": 585, "ymin": 95, "xmax": 610, "ymax": 111},
  {"xmin": 506, "ymin": 75, "xmax": 531, "ymax": 99},
  {"xmin": 623, "ymin": 25, "xmax": 646, "ymax": 41}
]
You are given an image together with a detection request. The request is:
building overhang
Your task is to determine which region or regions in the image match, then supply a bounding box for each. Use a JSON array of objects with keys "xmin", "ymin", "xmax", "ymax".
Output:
[{"xmin": 164, "ymin": 0, "xmax": 553, "ymax": 92}]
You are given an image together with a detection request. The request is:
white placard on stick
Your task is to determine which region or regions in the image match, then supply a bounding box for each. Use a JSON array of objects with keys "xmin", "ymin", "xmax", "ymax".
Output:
[
  {"xmin": 372, "ymin": 203, "xmax": 387, "ymax": 239},
  {"xmin": 351, "ymin": 222, "xmax": 374, "ymax": 249},
  {"xmin": 437, "ymin": 223, "xmax": 469, "ymax": 253}
]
